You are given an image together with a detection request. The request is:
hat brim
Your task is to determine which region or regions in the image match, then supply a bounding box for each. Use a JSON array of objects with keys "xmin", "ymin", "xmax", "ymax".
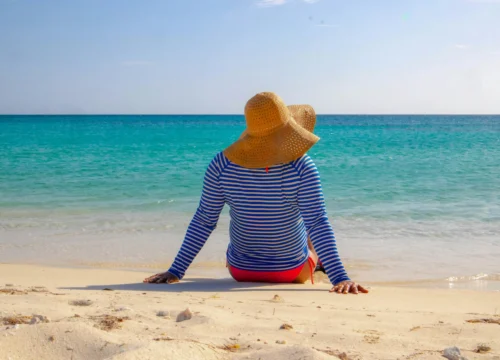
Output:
[{"xmin": 223, "ymin": 104, "xmax": 319, "ymax": 169}]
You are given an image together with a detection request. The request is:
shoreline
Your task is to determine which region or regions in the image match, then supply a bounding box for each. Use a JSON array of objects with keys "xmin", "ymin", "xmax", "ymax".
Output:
[
  {"xmin": 2, "ymin": 216, "xmax": 499, "ymax": 292},
  {"xmin": 2, "ymin": 260, "xmax": 499, "ymax": 292},
  {"xmin": 1, "ymin": 264, "xmax": 499, "ymax": 359}
]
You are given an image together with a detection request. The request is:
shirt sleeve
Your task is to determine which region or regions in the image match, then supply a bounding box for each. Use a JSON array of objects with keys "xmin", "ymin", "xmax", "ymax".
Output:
[
  {"xmin": 167, "ymin": 155, "xmax": 226, "ymax": 279},
  {"xmin": 295, "ymin": 155, "xmax": 350, "ymax": 285}
]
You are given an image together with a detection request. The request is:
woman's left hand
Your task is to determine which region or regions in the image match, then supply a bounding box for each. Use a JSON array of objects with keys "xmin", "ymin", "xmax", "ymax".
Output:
[
  {"xmin": 143, "ymin": 271, "xmax": 179, "ymax": 284},
  {"xmin": 330, "ymin": 281, "xmax": 369, "ymax": 294}
]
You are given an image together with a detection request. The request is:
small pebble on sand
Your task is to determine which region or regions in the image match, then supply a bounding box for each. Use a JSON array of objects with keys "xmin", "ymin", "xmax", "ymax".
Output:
[
  {"xmin": 271, "ymin": 295, "xmax": 284, "ymax": 303},
  {"xmin": 156, "ymin": 311, "xmax": 170, "ymax": 317},
  {"xmin": 176, "ymin": 308, "xmax": 193, "ymax": 322},
  {"xmin": 276, "ymin": 340, "xmax": 286, "ymax": 345},
  {"xmin": 443, "ymin": 346, "xmax": 468, "ymax": 360}
]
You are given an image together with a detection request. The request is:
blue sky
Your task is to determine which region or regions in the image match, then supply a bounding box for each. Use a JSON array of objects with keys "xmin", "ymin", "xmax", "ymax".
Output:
[{"xmin": 1, "ymin": 0, "xmax": 499, "ymax": 114}]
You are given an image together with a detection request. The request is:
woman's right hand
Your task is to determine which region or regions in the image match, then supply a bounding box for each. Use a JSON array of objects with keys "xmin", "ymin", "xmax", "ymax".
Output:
[
  {"xmin": 143, "ymin": 271, "xmax": 180, "ymax": 284},
  {"xmin": 330, "ymin": 280, "xmax": 369, "ymax": 294}
]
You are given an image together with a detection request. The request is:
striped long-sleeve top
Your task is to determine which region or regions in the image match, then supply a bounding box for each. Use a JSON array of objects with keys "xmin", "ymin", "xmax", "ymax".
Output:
[{"xmin": 168, "ymin": 152, "xmax": 350, "ymax": 285}]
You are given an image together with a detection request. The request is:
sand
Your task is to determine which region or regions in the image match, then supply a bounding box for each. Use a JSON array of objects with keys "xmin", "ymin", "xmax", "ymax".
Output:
[{"xmin": 0, "ymin": 264, "xmax": 499, "ymax": 360}]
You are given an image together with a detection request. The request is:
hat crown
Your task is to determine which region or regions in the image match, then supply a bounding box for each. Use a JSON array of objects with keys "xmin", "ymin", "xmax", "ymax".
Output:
[{"xmin": 245, "ymin": 92, "xmax": 290, "ymax": 136}]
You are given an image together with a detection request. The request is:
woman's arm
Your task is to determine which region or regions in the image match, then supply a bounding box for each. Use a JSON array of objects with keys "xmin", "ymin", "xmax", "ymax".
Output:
[
  {"xmin": 146, "ymin": 155, "xmax": 225, "ymax": 283},
  {"xmin": 294, "ymin": 155, "xmax": 351, "ymax": 286},
  {"xmin": 168, "ymin": 155, "xmax": 226, "ymax": 279}
]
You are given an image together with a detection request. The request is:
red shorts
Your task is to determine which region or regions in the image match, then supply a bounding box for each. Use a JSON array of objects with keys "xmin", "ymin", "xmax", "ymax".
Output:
[{"xmin": 228, "ymin": 256, "xmax": 316, "ymax": 284}]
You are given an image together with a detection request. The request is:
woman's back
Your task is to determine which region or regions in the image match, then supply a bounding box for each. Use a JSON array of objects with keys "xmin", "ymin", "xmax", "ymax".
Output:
[
  {"xmin": 168, "ymin": 152, "xmax": 350, "ymax": 285},
  {"xmin": 219, "ymin": 152, "xmax": 308, "ymax": 271}
]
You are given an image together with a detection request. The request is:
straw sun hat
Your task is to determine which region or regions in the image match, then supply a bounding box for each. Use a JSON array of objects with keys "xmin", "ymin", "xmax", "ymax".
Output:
[{"xmin": 223, "ymin": 92, "xmax": 319, "ymax": 169}]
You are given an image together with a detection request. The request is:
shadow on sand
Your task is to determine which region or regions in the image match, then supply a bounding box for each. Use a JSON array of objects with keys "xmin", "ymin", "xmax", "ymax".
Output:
[{"xmin": 62, "ymin": 278, "xmax": 327, "ymax": 293}]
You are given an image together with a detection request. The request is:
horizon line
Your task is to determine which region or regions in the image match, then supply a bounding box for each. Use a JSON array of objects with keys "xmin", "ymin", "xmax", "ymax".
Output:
[{"xmin": 1, "ymin": 113, "xmax": 500, "ymax": 117}]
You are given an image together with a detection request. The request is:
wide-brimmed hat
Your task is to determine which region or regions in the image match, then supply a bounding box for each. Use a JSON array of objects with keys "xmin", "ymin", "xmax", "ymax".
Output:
[{"xmin": 223, "ymin": 92, "xmax": 319, "ymax": 168}]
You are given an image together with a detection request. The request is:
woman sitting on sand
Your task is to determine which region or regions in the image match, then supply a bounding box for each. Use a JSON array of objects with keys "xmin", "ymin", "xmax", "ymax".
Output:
[{"xmin": 144, "ymin": 92, "xmax": 367, "ymax": 294}]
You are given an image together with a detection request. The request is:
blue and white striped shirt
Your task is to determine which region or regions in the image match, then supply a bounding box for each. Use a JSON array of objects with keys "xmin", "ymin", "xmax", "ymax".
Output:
[{"xmin": 168, "ymin": 152, "xmax": 350, "ymax": 285}]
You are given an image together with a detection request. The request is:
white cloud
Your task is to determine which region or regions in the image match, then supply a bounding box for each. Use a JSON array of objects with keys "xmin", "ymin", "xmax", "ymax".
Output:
[
  {"xmin": 454, "ymin": 44, "xmax": 469, "ymax": 50},
  {"xmin": 122, "ymin": 60, "xmax": 153, "ymax": 66}
]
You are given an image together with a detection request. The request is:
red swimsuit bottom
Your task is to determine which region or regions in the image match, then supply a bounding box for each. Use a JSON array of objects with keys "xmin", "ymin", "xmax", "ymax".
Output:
[{"xmin": 228, "ymin": 256, "xmax": 316, "ymax": 284}]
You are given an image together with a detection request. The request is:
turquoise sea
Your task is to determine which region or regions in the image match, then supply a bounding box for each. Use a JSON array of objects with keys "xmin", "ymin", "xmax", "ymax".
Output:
[{"xmin": 1, "ymin": 115, "xmax": 499, "ymax": 290}]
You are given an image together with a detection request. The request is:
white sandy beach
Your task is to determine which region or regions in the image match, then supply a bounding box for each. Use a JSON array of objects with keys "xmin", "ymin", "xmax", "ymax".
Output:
[{"xmin": 1, "ymin": 264, "xmax": 499, "ymax": 360}]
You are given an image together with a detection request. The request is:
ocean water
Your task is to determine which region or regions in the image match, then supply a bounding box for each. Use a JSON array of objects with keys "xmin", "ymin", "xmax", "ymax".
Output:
[{"xmin": 1, "ymin": 115, "xmax": 499, "ymax": 290}]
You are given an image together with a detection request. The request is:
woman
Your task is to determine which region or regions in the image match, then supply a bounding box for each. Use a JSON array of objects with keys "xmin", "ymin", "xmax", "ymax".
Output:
[{"xmin": 144, "ymin": 92, "xmax": 367, "ymax": 294}]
